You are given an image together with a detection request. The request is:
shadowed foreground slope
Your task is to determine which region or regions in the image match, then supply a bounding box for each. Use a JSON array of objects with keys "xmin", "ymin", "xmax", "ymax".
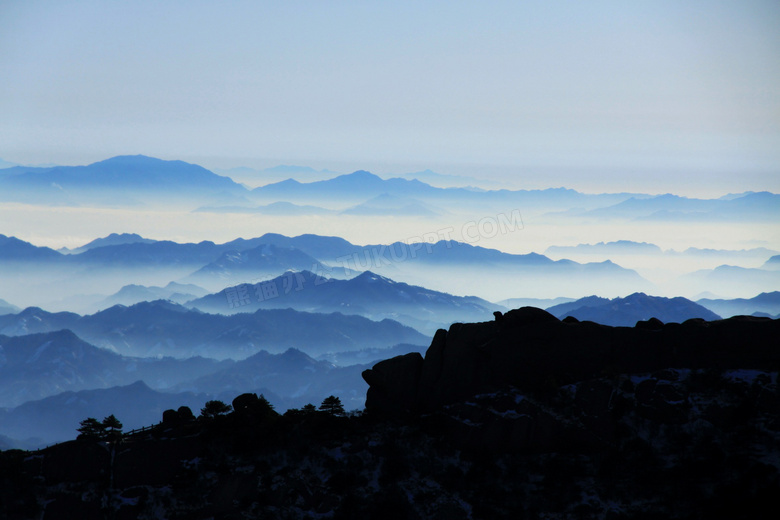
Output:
[{"xmin": 1, "ymin": 309, "xmax": 778, "ymax": 519}]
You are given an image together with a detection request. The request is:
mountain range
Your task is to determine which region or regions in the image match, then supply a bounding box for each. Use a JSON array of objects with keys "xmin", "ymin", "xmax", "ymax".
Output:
[
  {"xmin": 3, "ymin": 156, "xmax": 778, "ymax": 232},
  {"xmin": 545, "ymin": 240, "xmax": 663, "ymax": 256},
  {"xmin": 545, "ymin": 240, "xmax": 778, "ymax": 262},
  {"xmin": 96, "ymin": 281, "xmax": 209, "ymax": 309},
  {"xmin": 0, "ymin": 301, "xmax": 427, "ymax": 359},
  {"xmin": 58, "ymin": 232, "xmax": 157, "ymax": 254},
  {"xmin": 0, "ymin": 299, "xmax": 20, "ymax": 315},
  {"xmin": 764, "ymin": 255, "xmax": 780, "ymax": 270},
  {"xmin": 0, "ymin": 329, "xmax": 229, "ymax": 408},
  {"xmin": 193, "ymin": 201, "xmax": 336, "ymax": 216},
  {"xmin": 340, "ymin": 193, "xmax": 445, "ymax": 217},
  {"xmin": 568, "ymin": 192, "xmax": 780, "ymax": 222},
  {"xmin": 250, "ymin": 170, "xmax": 648, "ymax": 212},
  {"xmin": 1, "ymin": 155, "xmax": 600, "ymax": 212},
  {"xmin": 295, "ymin": 238, "xmax": 651, "ymax": 300},
  {"xmin": 546, "ymin": 292, "xmax": 721, "ymax": 326},
  {"xmin": 0, "ymin": 232, "xmax": 354, "ymax": 271},
  {"xmin": 0, "ymin": 232, "xmax": 655, "ymax": 307},
  {"xmin": 679, "ymin": 265, "xmax": 780, "ymax": 299},
  {"xmin": 0, "ymin": 329, "xmax": 396, "ymax": 445},
  {"xmin": 250, "ymin": 168, "xmax": 780, "ymax": 224},
  {"xmin": 0, "ymin": 234, "xmax": 62, "ymax": 263},
  {"xmin": 252, "ymin": 170, "xmax": 436, "ymax": 203},
  {"xmin": 696, "ymin": 291, "xmax": 780, "ymax": 319},
  {"xmin": 212, "ymin": 164, "xmax": 340, "ymax": 186},
  {"xmin": 3, "ymin": 229, "xmax": 777, "ymax": 309},
  {"xmin": 181, "ymin": 244, "xmax": 346, "ymax": 290},
  {"xmin": 171, "ymin": 347, "xmax": 370, "ymax": 411},
  {"xmin": 188, "ymin": 270, "xmax": 503, "ymax": 333},
  {"xmin": 0, "ymin": 155, "xmax": 247, "ymax": 206},
  {"xmin": 351, "ymin": 240, "xmax": 651, "ymax": 300},
  {"xmin": 0, "ymin": 380, "xmax": 210, "ymax": 445}
]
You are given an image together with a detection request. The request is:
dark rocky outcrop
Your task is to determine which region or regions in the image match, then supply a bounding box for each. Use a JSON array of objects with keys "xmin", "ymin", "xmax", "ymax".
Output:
[
  {"xmin": 362, "ymin": 352, "xmax": 424, "ymax": 417},
  {"xmin": 363, "ymin": 307, "xmax": 780, "ymax": 416}
]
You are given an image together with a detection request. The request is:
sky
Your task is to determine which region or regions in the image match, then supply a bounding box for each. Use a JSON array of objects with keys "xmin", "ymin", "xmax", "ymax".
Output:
[{"xmin": 1, "ymin": 0, "xmax": 779, "ymax": 195}]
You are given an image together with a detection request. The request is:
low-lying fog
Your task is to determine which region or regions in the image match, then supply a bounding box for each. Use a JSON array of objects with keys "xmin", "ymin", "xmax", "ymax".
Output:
[{"xmin": 2, "ymin": 200, "xmax": 777, "ymax": 307}]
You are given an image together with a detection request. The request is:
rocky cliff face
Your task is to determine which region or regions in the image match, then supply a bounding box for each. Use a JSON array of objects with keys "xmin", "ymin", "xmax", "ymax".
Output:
[{"xmin": 363, "ymin": 307, "xmax": 780, "ymax": 417}]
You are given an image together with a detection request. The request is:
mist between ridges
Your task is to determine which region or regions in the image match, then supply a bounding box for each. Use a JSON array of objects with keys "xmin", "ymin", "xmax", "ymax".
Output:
[{"xmin": 223, "ymin": 209, "xmax": 524, "ymax": 309}]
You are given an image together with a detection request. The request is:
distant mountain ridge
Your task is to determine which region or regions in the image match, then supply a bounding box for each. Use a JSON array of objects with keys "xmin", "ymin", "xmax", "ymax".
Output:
[
  {"xmin": 0, "ymin": 301, "xmax": 428, "ymax": 359},
  {"xmin": 497, "ymin": 296, "xmax": 576, "ymax": 309},
  {"xmin": 0, "ymin": 231, "xmax": 648, "ymax": 275},
  {"xmin": 0, "ymin": 331, "xmax": 376, "ymax": 444},
  {"xmin": 0, "ymin": 380, "xmax": 210, "ymax": 445},
  {"xmin": 546, "ymin": 240, "xmax": 778, "ymax": 260},
  {"xmin": 252, "ymin": 170, "xmax": 435, "ymax": 201},
  {"xmin": 0, "ymin": 232, "xmax": 655, "ymax": 306},
  {"xmin": 183, "ymin": 244, "xmax": 337, "ymax": 289},
  {"xmin": 340, "ymin": 194, "xmax": 444, "ymax": 217},
  {"xmin": 546, "ymin": 292, "xmax": 720, "ymax": 326},
  {"xmin": 545, "ymin": 240, "xmax": 663, "ymax": 256},
  {"xmin": 0, "ymin": 299, "xmax": 20, "ymax": 315},
  {"xmin": 60, "ymin": 232, "xmax": 157, "ymax": 254},
  {"xmin": 389, "ymin": 168, "xmax": 492, "ymax": 189},
  {"xmin": 544, "ymin": 295, "xmax": 611, "ymax": 316},
  {"xmin": 96, "ymin": 282, "xmax": 209, "ymax": 310},
  {"xmin": 0, "ymin": 233, "xmax": 353, "ymax": 270},
  {"xmin": 0, "ymin": 155, "xmax": 248, "ymax": 205},
  {"xmin": 0, "ymin": 157, "xmax": 18, "ymax": 169},
  {"xmin": 697, "ymin": 291, "xmax": 780, "ymax": 319},
  {"xmin": 343, "ymin": 240, "xmax": 651, "ymax": 300},
  {"xmin": 193, "ymin": 201, "xmax": 335, "ymax": 216},
  {"xmin": 172, "ymin": 347, "xmax": 371, "ymax": 411},
  {"xmin": 250, "ymin": 169, "xmax": 646, "ymax": 211},
  {"xmin": 1, "ymin": 155, "xmax": 242, "ymax": 190},
  {"xmin": 188, "ymin": 269, "xmax": 503, "ymax": 333},
  {"xmin": 679, "ymin": 265, "xmax": 780, "ymax": 299},
  {"xmin": 213, "ymin": 164, "xmax": 341, "ymax": 186},
  {"xmin": 0, "ymin": 329, "xmax": 230, "ymax": 408},
  {"xmin": 2, "ymin": 155, "xmax": 777, "ymax": 228},
  {"xmin": 0, "ymin": 234, "xmax": 62, "ymax": 262},
  {"xmin": 573, "ymin": 192, "xmax": 780, "ymax": 222},
  {"xmin": 764, "ymin": 255, "xmax": 780, "ymax": 270}
]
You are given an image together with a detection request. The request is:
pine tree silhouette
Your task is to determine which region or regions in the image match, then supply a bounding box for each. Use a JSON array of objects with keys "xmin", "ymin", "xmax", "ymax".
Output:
[{"xmin": 319, "ymin": 395, "xmax": 346, "ymax": 416}]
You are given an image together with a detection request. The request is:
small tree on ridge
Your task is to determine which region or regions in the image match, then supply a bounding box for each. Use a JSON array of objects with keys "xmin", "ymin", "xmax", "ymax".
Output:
[
  {"xmin": 319, "ymin": 395, "xmax": 346, "ymax": 416},
  {"xmin": 102, "ymin": 414, "xmax": 123, "ymax": 441},
  {"xmin": 77, "ymin": 417, "xmax": 105, "ymax": 441},
  {"xmin": 200, "ymin": 400, "xmax": 232, "ymax": 419}
]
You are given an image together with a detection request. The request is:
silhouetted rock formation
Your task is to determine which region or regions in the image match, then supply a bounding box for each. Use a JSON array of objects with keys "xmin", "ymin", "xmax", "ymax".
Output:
[{"xmin": 364, "ymin": 307, "xmax": 780, "ymax": 416}]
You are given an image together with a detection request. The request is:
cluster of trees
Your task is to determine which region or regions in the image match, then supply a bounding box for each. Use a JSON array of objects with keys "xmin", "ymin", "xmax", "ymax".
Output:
[
  {"xmin": 76, "ymin": 415, "xmax": 123, "ymax": 442},
  {"xmin": 277, "ymin": 395, "xmax": 348, "ymax": 418},
  {"xmin": 76, "ymin": 395, "xmax": 348, "ymax": 440},
  {"xmin": 199, "ymin": 395, "xmax": 346, "ymax": 420}
]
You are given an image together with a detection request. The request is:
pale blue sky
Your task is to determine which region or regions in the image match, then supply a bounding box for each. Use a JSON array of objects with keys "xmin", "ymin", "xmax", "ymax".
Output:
[{"xmin": 1, "ymin": 0, "xmax": 778, "ymax": 193}]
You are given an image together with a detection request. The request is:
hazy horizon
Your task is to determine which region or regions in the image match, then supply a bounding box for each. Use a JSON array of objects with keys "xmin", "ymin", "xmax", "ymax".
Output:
[{"xmin": 2, "ymin": 1, "xmax": 779, "ymax": 196}]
